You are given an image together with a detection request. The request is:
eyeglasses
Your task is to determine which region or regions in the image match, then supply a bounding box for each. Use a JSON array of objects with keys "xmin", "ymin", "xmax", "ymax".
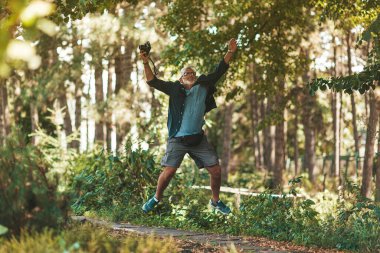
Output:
[{"xmin": 183, "ymin": 71, "xmax": 196, "ymax": 77}]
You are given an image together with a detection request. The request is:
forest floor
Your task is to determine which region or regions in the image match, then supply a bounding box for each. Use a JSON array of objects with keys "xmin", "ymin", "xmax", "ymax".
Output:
[{"xmin": 72, "ymin": 216, "xmax": 348, "ymax": 253}]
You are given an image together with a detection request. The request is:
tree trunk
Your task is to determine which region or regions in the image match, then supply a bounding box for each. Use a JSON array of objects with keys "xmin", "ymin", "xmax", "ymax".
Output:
[
  {"xmin": 73, "ymin": 77, "xmax": 82, "ymax": 150},
  {"xmin": 294, "ymin": 113, "xmax": 299, "ymax": 175},
  {"xmin": 59, "ymin": 92, "xmax": 73, "ymax": 147},
  {"xmin": 256, "ymin": 103, "xmax": 262, "ymax": 167},
  {"xmin": 250, "ymin": 63, "xmax": 262, "ymax": 168},
  {"xmin": 86, "ymin": 76, "xmax": 91, "ymax": 150},
  {"xmin": 95, "ymin": 62, "xmax": 105, "ymax": 146},
  {"xmin": 346, "ymin": 32, "xmax": 360, "ymax": 156},
  {"xmin": 263, "ymin": 99, "xmax": 273, "ymax": 171},
  {"xmin": 271, "ymin": 124, "xmax": 276, "ymax": 171},
  {"xmin": 106, "ymin": 59, "xmax": 113, "ymax": 151},
  {"xmin": 303, "ymin": 115, "xmax": 316, "ymax": 183},
  {"xmin": 13, "ymin": 83, "xmax": 22, "ymax": 127},
  {"xmin": 332, "ymin": 35, "xmax": 341, "ymax": 178},
  {"xmin": 334, "ymin": 92, "xmax": 342, "ymax": 178},
  {"xmin": 302, "ymin": 90, "xmax": 317, "ymax": 183},
  {"xmin": 250, "ymin": 90, "xmax": 260, "ymax": 168},
  {"xmin": 301, "ymin": 48, "xmax": 316, "ymax": 183},
  {"xmin": 365, "ymin": 92, "xmax": 369, "ymax": 120},
  {"xmin": 0, "ymin": 80, "xmax": 10, "ymax": 145},
  {"xmin": 274, "ymin": 80, "xmax": 285, "ymax": 188},
  {"xmin": 258, "ymin": 100, "xmax": 264, "ymax": 166},
  {"xmin": 72, "ymin": 35, "xmax": 83, "ymax": 151},
  {"xmin": 375, "ymin": 115, "xmax": 380, "ymax": 202},
  {"xmin": 351, "ymin": 94, "xmax": 359, "ymax": 151},
  {"xmin": 361, "ymin": 89, "xmax": 380, "ymax": 198},
  {"xmin": 30, "ymin": 103, "xmax": 39, "ymax": 145},
  {"xmin": 115, "ymin": 40, "xmax": 133, "ymax": 94},
  {"xmin": 221, "ymin": 103, "xmax": 234, "ymax": 183},
  {"xmin": 0, "ymin": 81, "xmax": 4, "ymax": 145},
  {"xmin": 274, "ymin": 120, "xmax": 285, "ymax": 188},
  {"xmin": 114, "ymin": 40, "xmax": 134, "ymax": 149}
]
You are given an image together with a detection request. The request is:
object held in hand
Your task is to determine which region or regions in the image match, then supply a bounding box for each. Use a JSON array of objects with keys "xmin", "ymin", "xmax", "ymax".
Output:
[
  {"xmin": 139, "ymin": 41, "xmax": 158, "ymax": 75},
  {"xmin": 139, "ymin": 41, "xmax": 151, "ymax": 55}
]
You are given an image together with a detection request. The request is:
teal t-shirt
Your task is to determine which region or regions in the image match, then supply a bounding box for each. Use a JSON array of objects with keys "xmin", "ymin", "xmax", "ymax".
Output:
[{"xmin": 174, "ymin": 84, "xmax": 207, "ymax": 137}]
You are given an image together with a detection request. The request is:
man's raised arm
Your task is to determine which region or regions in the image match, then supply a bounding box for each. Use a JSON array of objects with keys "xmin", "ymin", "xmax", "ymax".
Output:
[
  {"xmin": 224, "ymin": 38, "xmax": 237, "ymax": 64},
  {"xmin": 139, "ymin": 51, "xmax": 174, "ymax": 95},
  {"xmin": 199, "ymin": 38, "xmax": 237, "ymax": 85}
]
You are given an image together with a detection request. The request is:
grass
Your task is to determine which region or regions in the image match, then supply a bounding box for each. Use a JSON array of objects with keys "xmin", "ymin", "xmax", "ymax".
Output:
[{"xmin": 0, "ymin": 223, "xmax": 180, "ymax": 253}]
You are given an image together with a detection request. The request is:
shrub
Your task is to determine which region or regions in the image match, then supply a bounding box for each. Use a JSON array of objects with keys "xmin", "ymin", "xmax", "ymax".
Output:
[
  {"xmin": 0, "ymin": 129, "xmax": 67, "ymax": 235},
  {"xmin": 239, "ymin": 193, "xmax": 319, "ymax": 243},
  {"xmin": 320, "ymin": 182, "xmax": 380, "ymax": 251},
  {"xmin": 68, "ymin": 139, "xmax": 161, "ymax": 217}
]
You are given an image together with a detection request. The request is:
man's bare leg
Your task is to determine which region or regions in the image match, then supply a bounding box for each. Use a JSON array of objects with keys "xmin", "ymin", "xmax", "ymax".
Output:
[
  {"xmin": 206, "ymin": 164, "xmax": 222, "ymax": 203},
  {"xmin": 155, "ymin": 166, "xmax": 177, "ymax": 201}
]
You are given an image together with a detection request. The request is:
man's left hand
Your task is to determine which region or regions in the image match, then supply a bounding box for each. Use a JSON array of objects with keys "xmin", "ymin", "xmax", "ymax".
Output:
[{"xmin": 228, "ymin": 38, "xmax": 237, "ymax": 53}]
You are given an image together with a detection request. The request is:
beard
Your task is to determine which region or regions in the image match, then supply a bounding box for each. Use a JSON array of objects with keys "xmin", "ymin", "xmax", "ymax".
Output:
[{"xmin": 182, "ymin": 78, "xmax": 196, "ymax": 85}]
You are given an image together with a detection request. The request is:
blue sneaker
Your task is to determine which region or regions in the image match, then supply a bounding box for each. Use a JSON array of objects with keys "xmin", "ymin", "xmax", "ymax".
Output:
[
  {"xmin": 142, "ymin": 196, "xmax": 159, "ymax": 213},
  {"xmin": 210, "ymin": 199, "xmax": 231, "ymax": 215}
]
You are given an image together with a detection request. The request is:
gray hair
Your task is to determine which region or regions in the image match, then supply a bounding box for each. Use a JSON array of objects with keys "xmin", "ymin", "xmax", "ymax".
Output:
[{"xmin": 180, "ymin": 66, "xmax": 197, "ymax": 77}]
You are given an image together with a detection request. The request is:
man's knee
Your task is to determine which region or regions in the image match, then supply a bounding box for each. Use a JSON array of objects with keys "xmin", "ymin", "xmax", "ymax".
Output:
[
  {"xmin": 163, "ymin": 166, "xmax": 177, "ymax": 177},
  {"xmin": 206, "ymin": 164, "xmax": 221, "ymax": 177}
]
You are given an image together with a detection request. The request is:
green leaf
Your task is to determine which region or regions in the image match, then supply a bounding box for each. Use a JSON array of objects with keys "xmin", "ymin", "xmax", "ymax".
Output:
[
  {"xmin": 288, "ymin": 176, "xmax": 302, "ymax": 184},
  {"xmin": 344, "ymin": 88, "xmax": 353, "ymax": 94},
  {"xmin": 0, "ymin": 224, "xmax": 8, "ymax": 235},
  {"xmin": 374, "ymin": 207, "xmax": 380, "ymax": 220},
  {"xmin": 356, "ymin": 202, "xmax": 366, "ymax": 210},
  {"xmin": 303, "ymin": 199, "xmax": 315, "ymax": 207}
]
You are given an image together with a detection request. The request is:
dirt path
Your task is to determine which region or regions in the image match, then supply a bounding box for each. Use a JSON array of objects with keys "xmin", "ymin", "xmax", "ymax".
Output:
[{"xmin": 71, "ymin": 216, "xmax": 347, "ymax": 253}]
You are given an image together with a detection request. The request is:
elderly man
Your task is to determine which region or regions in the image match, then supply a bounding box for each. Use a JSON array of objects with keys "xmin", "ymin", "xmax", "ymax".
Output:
[{"xmin": 141, "ymin": 38, "xmax": 237, "ymax": 215}]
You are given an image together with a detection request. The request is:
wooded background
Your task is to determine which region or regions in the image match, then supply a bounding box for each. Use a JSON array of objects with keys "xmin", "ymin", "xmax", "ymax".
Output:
[{"xmin": 1, "ymin": 0, "xmax": 380, "ymax": 200}]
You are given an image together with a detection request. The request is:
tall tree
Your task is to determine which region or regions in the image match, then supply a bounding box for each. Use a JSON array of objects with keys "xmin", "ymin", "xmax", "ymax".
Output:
[
  {"xmin": 58, "ymin": 91, "xmax": 73, "ymax": 145},
  {"xmin": 249, "ymin": 63, "xmax": 261, "ymax": 168},
  {"xmin": 94, "ymin": 61, "xmax": 105, "ymax": 145},
  {"xmin": 30, "ymin": 101, "xmax": 40, "ymax": 145},
  {"xmin": 301, "ymin": 49, "xmax": 317, "ymax": 183},
  {"xmin": 221, "ymin": 103, "xmax": 234, "ymax": 182},
  {"xmin": 0, "ymin": 80, "xmax": 4, "ymax": 145},
  {"xmin": 376, "ymin": 115, "xmax": 380, "ymax": 202},
  {"xmin": 263, "ymin": 99, "xmax": 274, "ymax": 172},
  {"xmin": 346, "ymin": 31, "xmax": 360, "ymax": 168},
  {"xmin": 0, "ymin": 80, "xmax": 10, "ymax": 145},
  {"xmin": 114, "ymin": 39, "xmax": 134, "ymax": 149},
  {"xmin": 361, "ymin": 89, "xmax": 380, "ymax": 198},
  {"xmin": 332, "ymin": 35, "xmax": 341, "ymax": 179},
  {"xmin": 73, "ymin": 78, "xmax": 82, "ymax": 150},
  {"xmin": 274, "ymin": 79, "xmax": 285, "ymax": 188},
  {"xmin": 294, "ymin": 112, "xmax": 299, "ymax": 175},
  {"xmin": 71, "ymin": 30, "xmax": 84, "ymax": 151},
  {"xmin": 106, "ymin": 59, "xmax": 114, "ymax": 151}
]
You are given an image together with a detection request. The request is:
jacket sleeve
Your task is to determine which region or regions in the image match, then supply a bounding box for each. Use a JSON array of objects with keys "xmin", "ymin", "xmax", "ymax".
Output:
[
  {"xmin": 146, "ymin": 77, "xmax": 175, "ymax": 95},
  {"xmin": 199, "ymin": 59, "xmax": 229, "ymax": 86}
]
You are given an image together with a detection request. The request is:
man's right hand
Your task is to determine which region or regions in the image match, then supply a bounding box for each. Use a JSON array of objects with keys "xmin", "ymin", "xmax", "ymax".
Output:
[
  {"xmin": 140, "ymin": 51, "xmax": 154, "ymax": 81},
  {"xmin": 140, "ymin": 51, "xmax": 149, "ymax": 64}
]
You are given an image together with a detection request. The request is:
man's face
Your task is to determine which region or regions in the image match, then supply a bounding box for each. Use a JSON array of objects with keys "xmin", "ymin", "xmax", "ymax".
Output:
[{"xmin": 181, "ymin": 68, "xmax": 197, "ymax": 86}]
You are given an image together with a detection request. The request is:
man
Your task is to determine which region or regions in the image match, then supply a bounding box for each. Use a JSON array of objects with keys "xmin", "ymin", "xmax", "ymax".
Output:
[{"xmin": 140, "ymin": 38, "xmax": 237, "ymax": 215}]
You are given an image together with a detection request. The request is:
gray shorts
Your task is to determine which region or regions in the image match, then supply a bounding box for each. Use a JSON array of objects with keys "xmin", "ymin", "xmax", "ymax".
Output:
[{"xmin": 161, "ymin": 135, "xmax": 219, "ymax": 169}]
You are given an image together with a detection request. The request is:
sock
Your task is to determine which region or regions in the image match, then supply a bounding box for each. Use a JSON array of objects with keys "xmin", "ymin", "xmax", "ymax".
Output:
[{"xmin": 153, "ymin": 196, "xmax": 159, "ymax": 202}]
